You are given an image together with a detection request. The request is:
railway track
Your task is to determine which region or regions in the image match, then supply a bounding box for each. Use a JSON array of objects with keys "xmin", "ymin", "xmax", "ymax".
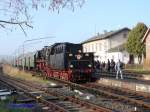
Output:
[
  {"xmin": 43, "ymin": 77, "xmax": 150, "ymax": 112},
  {"xmin": 1, "ymin": 73, "xmax": 150, "ymax": 112},
  {"xmin": 83, "ymin": 82, "xmax": 150, "ymax": 108},
  {"xmin": 0, "ymin": 74, "xmax": 112, "ymax": 112},
  {"xmin": 0, "ymin": 76, "xmax": 69, "ymax": 112}
]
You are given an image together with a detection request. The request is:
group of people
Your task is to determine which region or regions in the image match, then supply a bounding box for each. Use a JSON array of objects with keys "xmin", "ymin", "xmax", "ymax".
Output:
[{"xmin": 94, "ymin": 59, "xmax": 124, "ymax": 79}]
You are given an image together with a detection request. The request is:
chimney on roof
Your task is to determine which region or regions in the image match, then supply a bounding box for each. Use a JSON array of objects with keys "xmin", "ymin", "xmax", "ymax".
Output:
[
  {"xmin": 104, "ymin": 30, "xmax": 107, "ymax": 34},
  {"xmin": 97, "ymin": 33, "xmax": 100, "ymax": 36}
]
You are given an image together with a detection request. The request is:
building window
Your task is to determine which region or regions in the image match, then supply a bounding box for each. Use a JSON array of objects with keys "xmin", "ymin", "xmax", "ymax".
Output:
[
  {"xmin": 112, "ymin": 55, "xmax": 114, "ymax": 60},
  {"xmin": 99, "ymin": 43, "xmax": 101, "ymax": 51},
  {"xmin": 95, "ymin": 43, "xmax": 98, "ymax": 51},
  {"xmin": 88, "ymin": 45, "xmax": 90, "ymax": 52},
  {"xmin": 123, "ymin": 33, "xmax": 127, "ymax": 38},
  {"xmin": 104, "ymin": 42, "xmax": 107, "ymax": 51},
  {"xmin": 90, "ymin": 44, "xmax": 92, "ymax": 52},
  {"xmin": 83, "ymin": 47, "xmax": 85, "ymax": 52},
  {"xmin": 92, "ymin": 44, "xmax": 94, "ymax": 52},
  {"xmin": 84, "ymin": 46, "xmax": 87, "ymax": 52}
]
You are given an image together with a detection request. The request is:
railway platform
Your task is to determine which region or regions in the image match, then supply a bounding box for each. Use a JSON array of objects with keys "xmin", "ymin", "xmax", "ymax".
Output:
[{"xmin": 97, "ymin": 76, "xmax": 150, "ymax": 93}]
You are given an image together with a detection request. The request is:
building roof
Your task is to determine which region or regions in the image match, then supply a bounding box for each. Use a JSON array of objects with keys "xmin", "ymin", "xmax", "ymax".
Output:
[
  {"xmin": 142, "ymin": 28, "xmax": 150, "ymax": 43},
  {"xmin": 107, "ymin": 43, "xmax": 126, "ymax": 53},
  {"xmin": 82, "ymin": 27, "xmax": 130, "ymax": 44}
]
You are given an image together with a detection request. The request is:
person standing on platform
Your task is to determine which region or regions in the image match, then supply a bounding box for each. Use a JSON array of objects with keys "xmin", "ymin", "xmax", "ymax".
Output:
[
  {"xmin": 115, "ymin": 60, "xmax": 123, "ymax": 79},
  {"xmin": 102, "ymin": 61, "xmax": 106, "ymax": 71},
  {"xmin": 107, "ymin": 59, "xmax": 110, "ymax": 72},
  {"xmin": 110, "ymin": 59, "xmax": 115, "ymax": 72},
  {"xmin": 96, "ymin": 60, "xmax": 100, "ymax": 69}
]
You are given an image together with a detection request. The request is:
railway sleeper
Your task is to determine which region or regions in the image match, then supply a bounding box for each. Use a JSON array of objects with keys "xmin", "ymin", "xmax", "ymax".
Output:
[
  {"xmin": 143, "ymin": 99, "xmax": 150, "ymax": 103},
  {"xmin": 127, "ymin": 95, "xmax": 144, "ymax": 99},
  {"xmin": 48, "ymin": 77, "xmax": 150, "ymax": 110},
  {"xmin": 0, "ymin": 78, "xmax": 69, "ymax": 112}
]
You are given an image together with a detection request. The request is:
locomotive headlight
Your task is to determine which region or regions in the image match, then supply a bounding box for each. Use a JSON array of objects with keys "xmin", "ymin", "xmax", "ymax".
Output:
[
  {"xmin": 69, "ymin": 54, "xmax": 73, "ymax": 56},
  {"xmin": 78, "ymin": 50, "xmax": 81, "ymax": 53},
  {"xmin": 88, "ymin": 64, "xmax": 92, "ymax": 67},
  {"xmin": 85, "ymin": 53, "xmax": 89, "ymax": 56},
  {"xmin": 70, "ymin": 65, "xmax": 73, "ymax": 68}
]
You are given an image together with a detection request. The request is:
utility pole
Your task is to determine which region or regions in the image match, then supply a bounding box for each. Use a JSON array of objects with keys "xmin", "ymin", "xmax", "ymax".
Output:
[{"xmin": 22, "ymin": 36, "xmax": 54, "ymax": 71}]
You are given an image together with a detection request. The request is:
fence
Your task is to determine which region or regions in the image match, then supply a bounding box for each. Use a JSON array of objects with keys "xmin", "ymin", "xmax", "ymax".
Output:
[{"xmin": 125, "ymin": 64, "xmax": 144, "ymax": 70}]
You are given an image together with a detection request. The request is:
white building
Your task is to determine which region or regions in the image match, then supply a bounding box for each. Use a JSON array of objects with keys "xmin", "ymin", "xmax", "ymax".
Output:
[
  {"xmin": 107, "ymin": 44, "xmax": 129, "ymax": 63},
  {"xmin": 82, "ymin": 27, "xmax": 131, "ymax": 63}
]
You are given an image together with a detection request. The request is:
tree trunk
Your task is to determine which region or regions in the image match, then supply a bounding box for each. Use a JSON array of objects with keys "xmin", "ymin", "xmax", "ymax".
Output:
[
  {"xmin": 128, "ymin": 54, "xmax": 134, "ymax": 64},
  {"xmin": 138, "ymin": 55, "xmax": 142, "ymax": 64}
]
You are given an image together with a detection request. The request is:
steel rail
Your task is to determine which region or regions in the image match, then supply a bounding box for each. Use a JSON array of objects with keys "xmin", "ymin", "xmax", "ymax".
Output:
[
  {"xmin": 0, "ymin": 76, "xmax": 69, "ymax": 112},
  {"xmin": 46, "ymin": 77, "xmax": 150, "ymax": 109},
  {"xmin": 84, "ymin": 83, "xmax": 150, "ymax": 108},
  {"xmin": 0, "ymin": 74, "xmax": 112, "ymax": 112},
  {"xmin": 85, "ymin": 83, "xmax": 150, "ymax": 99}
]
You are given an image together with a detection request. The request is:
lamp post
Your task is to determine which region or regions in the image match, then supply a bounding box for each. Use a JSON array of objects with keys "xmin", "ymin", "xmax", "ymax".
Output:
[
  {"xmin": 118, "ymin": 47, "xmax": 120, "ymax": 61},
  {"xmin": 13, "ymin": 45, "xmax": 22, "ymax": 67},
  {"xmin": 22, "ymin": 36, "xmax": 54, "ymax": 71}
]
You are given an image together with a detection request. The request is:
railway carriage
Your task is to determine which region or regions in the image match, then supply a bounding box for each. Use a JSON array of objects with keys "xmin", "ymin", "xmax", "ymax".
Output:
[{"xmin": 24, "ymin": 52, "xmax": 35, "ymax": 70}]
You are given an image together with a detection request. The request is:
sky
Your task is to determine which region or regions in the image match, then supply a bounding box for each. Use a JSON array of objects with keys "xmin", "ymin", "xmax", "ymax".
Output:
[{"xmin": 0, "ymin": 0, "xmax": 150, "ymax": 55}]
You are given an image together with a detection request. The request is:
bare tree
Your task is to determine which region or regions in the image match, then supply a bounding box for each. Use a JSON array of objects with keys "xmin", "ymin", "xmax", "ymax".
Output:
[{"xmin": 0, "ymin": 0, "xmax": 85, "ymax": 35}]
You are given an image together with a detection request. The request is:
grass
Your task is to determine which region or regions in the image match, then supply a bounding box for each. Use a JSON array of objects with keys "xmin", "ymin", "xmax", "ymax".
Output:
[
  {"xmin": 3, "ymin": 64, "xmax": 49, "ymax": 84},
  {"xmin": 0, "ymin": 97, "xmax": 32, "ymax": 112}
]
